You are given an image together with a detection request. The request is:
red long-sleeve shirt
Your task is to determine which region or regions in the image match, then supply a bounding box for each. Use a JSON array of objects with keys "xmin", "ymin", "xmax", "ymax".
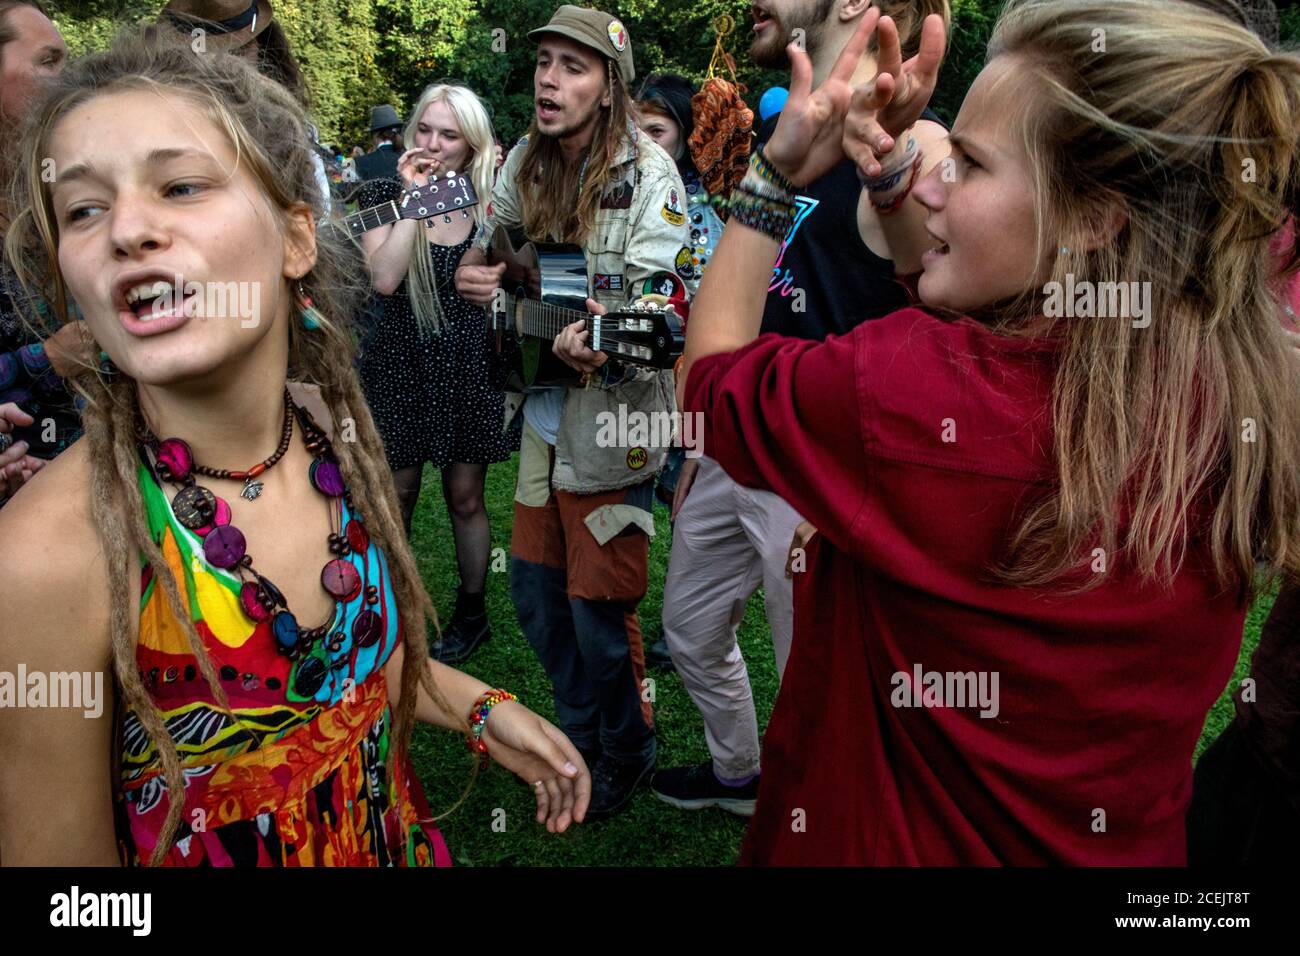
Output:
[{"xmin": 683, "ymin": 308, "xmax": 1246, "ymax": 865}]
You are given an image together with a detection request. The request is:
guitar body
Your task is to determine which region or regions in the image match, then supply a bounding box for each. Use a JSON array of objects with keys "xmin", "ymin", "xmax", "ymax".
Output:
[
  {"xmin": 489, "ymin": 227, "xmax": 586, "ymax": 388},
  {"xmin": 487, "ymin": 224, "xmax": 683, "ymax": 390}
]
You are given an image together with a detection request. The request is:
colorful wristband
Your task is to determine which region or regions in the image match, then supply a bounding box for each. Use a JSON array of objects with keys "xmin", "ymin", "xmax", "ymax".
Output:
[
  {"xmin": 751, "ymin": 147, "xmax": 799, "ymax": 195},
  {"xmin": 467, "ymin": 688, "xmax": 519, "ymax": 769}
]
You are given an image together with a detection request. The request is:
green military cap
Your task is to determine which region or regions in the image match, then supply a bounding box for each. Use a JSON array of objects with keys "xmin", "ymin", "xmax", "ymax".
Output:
[{"xmin": 529, "ymin": 5, "xmax": 636, "ymax": 85}]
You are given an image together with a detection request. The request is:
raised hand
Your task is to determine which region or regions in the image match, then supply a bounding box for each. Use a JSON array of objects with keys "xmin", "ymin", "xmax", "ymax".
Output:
[
  {"xmin": 396, "ymin": 148, "xmax": 442, "ymax": 188},
  {"xmin": 843, "ymin": 14, "xmax": 946, "ymax": 178},
  {"xmin": 761, "ymin": 7, "xmax": 882, "ymax": 188},
  {"xmin": 0, "ymin": 402, "xmax": 46, "ymax": 498}
]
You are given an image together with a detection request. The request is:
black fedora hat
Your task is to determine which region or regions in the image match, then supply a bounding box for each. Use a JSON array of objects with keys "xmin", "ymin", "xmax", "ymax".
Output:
[{"xmin": 160, "ymin": 0, "xmax": 275, "ymax": 51}]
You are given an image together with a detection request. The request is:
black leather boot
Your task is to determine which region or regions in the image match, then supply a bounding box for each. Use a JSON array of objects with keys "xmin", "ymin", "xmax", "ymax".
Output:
[{"xmin": 429, "ymin": 587, "xmax": 491, "ymax": 664}]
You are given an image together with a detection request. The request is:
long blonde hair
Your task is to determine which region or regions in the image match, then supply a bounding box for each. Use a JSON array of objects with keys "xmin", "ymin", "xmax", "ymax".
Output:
[
  {"xmin": 402, "ymin": 83, "xmax": 496, "ymax": 336},
  {"xmin": 4, "ymin": 26, "xmax": 459, "ymax": 865},
  {"xmin": 982, "ymin": 0, "xmax": 1300, "ymax": 595}
]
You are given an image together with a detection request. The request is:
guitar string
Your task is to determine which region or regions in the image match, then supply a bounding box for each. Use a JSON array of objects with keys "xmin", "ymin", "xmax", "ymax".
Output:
[
  {"xmin": 489, "ymin": 296, "xmax": 674, "ymax": 365},
  {"xmin": 498, "ymin": 295, "xmax": 659, "ymax": 337}
]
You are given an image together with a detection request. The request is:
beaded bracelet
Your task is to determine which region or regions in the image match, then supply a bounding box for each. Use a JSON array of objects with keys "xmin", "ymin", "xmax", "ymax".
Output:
[
  {"xmin": 725, "ymin": 192, "xmax": 796, "ymax": 241},
  {"xmin": 731, "ymin": 184, "xmax": 795, "ymax": 213},
  {"xmin": 737, "ymin": 167, "xmax": 796, "ymax": 205},
  {"xmin": 467, "ymin": 687, "xmax": 519, "ymax": 770},
  {"xmin": 750, "ymin": 147, "xmax": 799, "ymax": 196},
  {"xmin": 722, "ymin": 184, "xmax": 795, "ymax": 219}
]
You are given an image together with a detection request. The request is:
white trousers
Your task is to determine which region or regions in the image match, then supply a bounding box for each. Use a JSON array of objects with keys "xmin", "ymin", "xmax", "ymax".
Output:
[{"xmin": 661, "ymin": 456, "xmax": 803, "ymax": 779}]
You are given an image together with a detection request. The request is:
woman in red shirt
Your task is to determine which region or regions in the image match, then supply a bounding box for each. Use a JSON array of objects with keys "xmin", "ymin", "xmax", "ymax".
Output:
[{"xmin": 667, "ymin": 0, "xmax": 1300, "ymax": 864}]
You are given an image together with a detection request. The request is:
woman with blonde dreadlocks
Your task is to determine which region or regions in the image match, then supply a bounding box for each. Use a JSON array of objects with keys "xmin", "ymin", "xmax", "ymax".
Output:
[{"xmin": 0, "ymin": 27, "xmax": 589, "ymax": 867}]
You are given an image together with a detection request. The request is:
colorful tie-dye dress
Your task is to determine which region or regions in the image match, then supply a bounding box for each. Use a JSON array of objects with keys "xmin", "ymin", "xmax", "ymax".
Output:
[{"xmin": 113, "ymin": 453, "xmax": 452, "ymax": 867}]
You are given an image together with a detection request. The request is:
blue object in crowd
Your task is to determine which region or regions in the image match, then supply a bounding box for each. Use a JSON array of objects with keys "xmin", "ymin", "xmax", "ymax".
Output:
[{"xmin": 759, "ymin": 87, "xmax": 788, "ymax": 123}]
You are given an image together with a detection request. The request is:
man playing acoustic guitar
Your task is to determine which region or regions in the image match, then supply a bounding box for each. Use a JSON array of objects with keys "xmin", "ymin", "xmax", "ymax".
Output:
[{"xmin": 455, "ymin": 5, "xmax": 688, "ymax": 817}]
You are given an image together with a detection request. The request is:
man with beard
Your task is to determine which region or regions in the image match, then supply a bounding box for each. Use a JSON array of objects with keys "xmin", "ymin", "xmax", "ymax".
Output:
[
  {"xmin": 651, "ymin": 0, "xmax": 952, "ymax": 816},
  {"xmin": 455, "ymin": 6, "xmax": 689, "ymax": 817}
]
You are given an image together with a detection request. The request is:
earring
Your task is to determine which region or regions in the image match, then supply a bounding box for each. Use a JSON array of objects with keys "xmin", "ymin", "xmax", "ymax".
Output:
[
  {"xmin": 97, "ymin": 348, "xmax": 119, "ymax": 380},
  {"xmin": 296, "ymin": 281, "xmax": 325, "ymax": 330}
]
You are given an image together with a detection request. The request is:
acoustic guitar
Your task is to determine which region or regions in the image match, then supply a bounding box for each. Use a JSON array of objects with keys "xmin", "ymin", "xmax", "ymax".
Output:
[{"xmin": 486, "ymin": 225, "xmax": 682, "ymax": 388}]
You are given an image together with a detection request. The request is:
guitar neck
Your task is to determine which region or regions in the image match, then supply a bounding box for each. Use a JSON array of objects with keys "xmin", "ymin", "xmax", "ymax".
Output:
[
  {"xmin": 495, "ymin": 293, "xmax": 671, "ymax": 370},
  {"xmin": 332, "ymin": 179, "xmax": 478, "ymax": 240},
  {"xmin": 338, "ymin": 200, "xmax": 406, "ymax": 238},
  {"xmin": 502, "ymin": 294, "xmax": 603, "ymax": 340}
]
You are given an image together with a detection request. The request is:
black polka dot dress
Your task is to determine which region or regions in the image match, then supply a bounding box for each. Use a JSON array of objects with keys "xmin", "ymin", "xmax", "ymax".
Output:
[{"xmin": 356, "ymin": 178, "xmax": 520, "ymax": 471}]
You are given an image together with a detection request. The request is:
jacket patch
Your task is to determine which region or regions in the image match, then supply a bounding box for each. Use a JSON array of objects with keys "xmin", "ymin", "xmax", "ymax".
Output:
[
  {"xmin": 601, "ymin": 167, "xmax": 636, "ymax": 209},
  {"xmin": 593, "ymin": 274, "xmax": 624, "ymax": 292},
  {"xmin": 660, "ymin": 186, "xmax": 686, "ymax": 226},
  {"xmin": 675, "ymin": 245, "xmax": 697, "ymax": 280},
  {"xmin": 641, "ymin": 272, "xmax": 685, "ymax": 300}
]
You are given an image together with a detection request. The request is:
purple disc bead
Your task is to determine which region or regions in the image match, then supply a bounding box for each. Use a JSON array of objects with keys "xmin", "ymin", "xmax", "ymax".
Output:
[
  {"xmin": 321, "ymin": 558, "xmax": 361, "ymax": 601},
  {"xmin": 203, "ymin": 524, "xmax": 247, "ymax": 569},
  {"xmin": 156, "ymin": 437, "xmax": 193, "ymax": 481},
  {"xmin": 352, "ymin": 609, "xmax": 382, "ymax": 648},
  {"xmin": 310, "ymin": 458, "xmax": 345, "ymax": 497}
]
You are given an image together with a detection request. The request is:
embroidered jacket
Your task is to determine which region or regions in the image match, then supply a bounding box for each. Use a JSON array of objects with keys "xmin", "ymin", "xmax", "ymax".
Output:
[{"xmin": 480, "ymin": 131, "xmax": 690, "ymax": 494}]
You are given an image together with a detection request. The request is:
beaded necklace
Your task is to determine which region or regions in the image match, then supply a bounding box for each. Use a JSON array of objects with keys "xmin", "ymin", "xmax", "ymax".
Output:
[{"xmin": 141, "ymin": 393, "xmax": 382, "ymax": 699}]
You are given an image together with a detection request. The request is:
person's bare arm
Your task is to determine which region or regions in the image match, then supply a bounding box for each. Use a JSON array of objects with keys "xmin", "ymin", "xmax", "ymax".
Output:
[
  {"xmin": 360, "ymin": 214, "xmax": 420, "ymax": 296},
  {"xmin": 384, "ymin": 642, "xmax": 591, "ymax": 832},
  {"xmin": 0, "ymin": 444, "xmax": 119, "ymax": 865},
  {"xmin": 359, "ymin": 150, "xmax": 447, "ymax": 295},
  {"xmin": 857, "ymin": 118, "xmax": 951, "ymax": 273},
  {"xmin": 44, "ymin": 320, "xmax": 97, "ymax": 379}
]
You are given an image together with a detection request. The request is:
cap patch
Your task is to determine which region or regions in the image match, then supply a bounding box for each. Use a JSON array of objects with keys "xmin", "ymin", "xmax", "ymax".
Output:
[{"xmin": 608, "ymin": 19, "xmax": 628, "ymax": 52}]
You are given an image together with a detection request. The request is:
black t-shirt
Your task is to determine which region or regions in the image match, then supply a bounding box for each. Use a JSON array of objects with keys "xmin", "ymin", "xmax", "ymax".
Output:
[{"xmin": 754, "ymin": 110, "xmax": 944, "ymax": 341}]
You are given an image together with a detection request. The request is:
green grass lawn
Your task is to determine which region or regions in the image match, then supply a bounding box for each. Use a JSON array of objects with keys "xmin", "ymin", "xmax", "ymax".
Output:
[{"xmin": 406, "ymin": 456, "xmax": 1273, "ymax": 866}]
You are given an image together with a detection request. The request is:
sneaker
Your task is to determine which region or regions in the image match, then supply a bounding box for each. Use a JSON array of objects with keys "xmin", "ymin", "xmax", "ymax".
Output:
[
  {"xmin": 429, "ymin": 612, "xmax": 490, "ymax": 665},
  {"xmin": 645, "ymin": 638, "xmax": 676, "ymax": 673},
  {"xmin": 651, "ymin": 761, "xmax": 758, "ymax": 816},
  {"xmin": 585, "ymin": 753, "xmax": 655, "ymax": 819}
]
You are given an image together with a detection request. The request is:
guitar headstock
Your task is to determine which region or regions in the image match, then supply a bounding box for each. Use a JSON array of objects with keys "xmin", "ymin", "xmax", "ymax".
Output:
[
  {"xmin": 398, "ymin": 173, "xmax": 480, "ymax": 222},
  {"xmin": 594, "ymin": 300, "xmax": 684, "ymax": 370}
]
